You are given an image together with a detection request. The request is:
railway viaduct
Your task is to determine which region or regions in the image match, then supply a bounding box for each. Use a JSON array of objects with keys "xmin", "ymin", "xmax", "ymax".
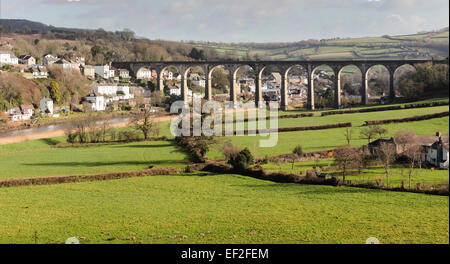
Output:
[{"xmin": 112, "ymin": 59, "xmax": 448, "ymax": 110}]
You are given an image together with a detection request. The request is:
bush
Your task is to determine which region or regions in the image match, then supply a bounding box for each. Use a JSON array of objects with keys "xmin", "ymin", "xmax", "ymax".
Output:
[{"xmin": 228, "ymin": 148, "xmax": 254, "ymax": 171}]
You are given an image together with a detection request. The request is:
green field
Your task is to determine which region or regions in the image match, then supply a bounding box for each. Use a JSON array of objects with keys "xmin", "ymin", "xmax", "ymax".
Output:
[
  {"xmin": 0, "ymin": 140, "xmax": 187, "ymax": 179},
  {"xmin": 0, "ymin": 174, "xmax": 448, "ymax": 244},
  {"xmin": 0, "ymin": 100, "xmax": 449, "ymax": 244},
  {"xmin": 262, "ymin": 159, "xmax": 449, "ymax": 188},
  {"xmin": 196, "ymin": 30, "xmax": 449, "ymax": 60}
]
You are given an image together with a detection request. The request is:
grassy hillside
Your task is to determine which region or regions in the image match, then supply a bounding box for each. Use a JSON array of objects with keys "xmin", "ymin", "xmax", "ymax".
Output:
[
  {"xmin": 196, "ymin": 29, "xmax": 449, "ymax": 61},
  {"xmin": 0, "ymin": 174, "xmax": 448, "ymax": 244}
]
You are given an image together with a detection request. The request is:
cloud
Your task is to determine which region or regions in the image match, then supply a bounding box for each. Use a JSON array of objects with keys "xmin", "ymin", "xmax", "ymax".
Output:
[{"xmin": 1, "ymin": 0, "xmax": 448, "ymax": 42}]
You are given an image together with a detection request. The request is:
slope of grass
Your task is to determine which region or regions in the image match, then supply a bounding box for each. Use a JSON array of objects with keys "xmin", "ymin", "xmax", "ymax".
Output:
[
  {"xmin": 0, "ymin": 140, "xmax": 187, "ymax": 179},
  {"xmin": 0, "ymin": 174, "xmax": 448, "ymax": 244}
]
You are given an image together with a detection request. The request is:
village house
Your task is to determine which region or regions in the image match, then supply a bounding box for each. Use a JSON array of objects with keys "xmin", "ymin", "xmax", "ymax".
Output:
[
  {"xmin": 163, "ymin": 70, "xmax": 174, "ymax": 80},
  {"xmin": 40, "ymin": 97, "xmax": 54, "ymax": 115},
  {"xmin": 94, "ymin": 65, "xmax": 115, "ymax": 79},
  {"xmin": 54, "ymin": 59, "xmax": 80, "ymax": 72},
  {"xmin": 136, "ymin": 68, "xmax": 154, "ymax": 80},
  {"xmin": 81, "ymin": 65, "xmax": 96, "ymax": 79},
  {"xmin": 18, "ymin": 55, "xmax": 36, "ymax": 66},
  {"xmin": 118, "ymin": 69, "xmax": 130, "ymax": 79},
  {"xmin": 189, "ymin": 73, "xmax": 206, "ymax": 87},
  {"xmin": 0, "ymin": 50, "xmax": 19, "ymax": 65},
  {"xmin": 43, "ymin": 54, "xmax": 58, "ymax": 66},
  {"xmin": 369, "ymin": 132, "xmax": 449, "ymax": 169},
  {"xmin": 30, "ymin": 65, "xmax": 48, "ymax": 79},
  {"xmin": 86, "ymin": 94, "xmax": 106, "ymax": 112},
  {"xmin": 93, "ymin": 84, "xmax": 134, "ymax": 102},
  {"xmin": 20, "ymin": 105, "xmax": 34, "ymax": 120}
]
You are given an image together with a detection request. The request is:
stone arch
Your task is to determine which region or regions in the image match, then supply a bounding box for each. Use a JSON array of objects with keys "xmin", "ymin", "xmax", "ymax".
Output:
[
  {"xmin": 135, "ymin": 66, "xmax": 155, "ymax": 80},
  {"xmin": 365, "ymin": 64, "xmax": 391, "ymax": 103},
  {"xmin": 208, "ymin": 65, "xmax": 232, "ymax": 103},
  {"xmin": 232, "ymin": 65, "xmax": 256, "ymax": 103},
  {"xmin": 283, "ymin": 64, "xmax": 308, "ymax": 109},
  {"xmin": 159, "ymin": 65, "xmax": 181, "ymax": 95},
  {"xmin": 393, "ymin": 63, "xmax": 417, "ymax": 98},
  {"xmin": 338, "ymin": 64, "xmax": 364, "ymax": 107},
  {"xmin": 183, "ymin": 65, "xmax": 207, "ymax": 100},
  {"xmin": 310, "ymin": 64, "xmax": 336, "ymax": 109}
]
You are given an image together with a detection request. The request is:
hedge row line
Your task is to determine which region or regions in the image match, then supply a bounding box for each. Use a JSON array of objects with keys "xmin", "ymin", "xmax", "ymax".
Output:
[
  {"xmin": 0, "ymin": 167, "xmax": 183, "ymax": 188},
  {"xmin": 321, "ymin": 101, "xmax": 449, "ymax": 117},
  {"xmin": 321, "ymin": 106, "xmax": 402, "ymax": 116},
  {"xmin": 404, "ymin": 101, "xmax": 449, "ymax": 109},
  {"xmin": 233, "ymin": 122, "xmax": 352, "ymax": 135},
  {"xmin": 224, "ymin": 113, "xmax": 314, "ymax": 124},
  {"xmin": 198, "ymin": 162, "xmax": 448, "ymax": 196},
  {"xmin": 364, "ymin": 111, "xmax": 449, "ymax": 126}
]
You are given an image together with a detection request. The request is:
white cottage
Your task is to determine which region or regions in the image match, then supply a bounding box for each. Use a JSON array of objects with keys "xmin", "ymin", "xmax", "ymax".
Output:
[{"xmin": 40, "ymin": 98, "xmax": 54, "ymax": 115}]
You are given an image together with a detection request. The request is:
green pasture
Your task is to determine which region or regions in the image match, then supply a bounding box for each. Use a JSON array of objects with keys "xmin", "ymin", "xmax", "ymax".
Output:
[{"xmin": 0, "ymin": 174, "xmax": 448, "ymax": 244}]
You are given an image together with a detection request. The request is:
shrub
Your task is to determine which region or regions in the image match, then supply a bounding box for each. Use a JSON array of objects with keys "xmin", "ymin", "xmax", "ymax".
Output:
[{"xmin": 228, "ymin": 148, "xmax": 254, "ymax": 171}]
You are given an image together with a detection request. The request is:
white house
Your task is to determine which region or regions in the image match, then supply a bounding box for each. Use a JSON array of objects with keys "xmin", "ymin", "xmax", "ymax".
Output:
[
  {"xmin": 426, "ymin": 133, "xmax": 449, "ymax": 169},
  {"xmin": 136, "ymin": 68, "xmax": 152, "ymax": 79},
  {"xmin": 86, "ymin": 95, "xmax": 106, "ymax": 112},
  {"xmin": 163, "ymin": 70, "xmax": 173, "ymax": 80},
  {"xmin": 94, "ymin": 65, "xmax": 115, "ymax": 79},
  {"xmin": 18, "ymin": 55, "xmax": 36, "ymax": 66},
  {"xmin": 30, "ymin": 65, "xmax": 48, "ymax": 79},
  {"xmin": 170, "ymin": 87, "xmax": 181, "ymax": 96},
  {"xmin": 118, "ymin": 69, "xmax": 130, "ymax": 79},
  {"xmin": 0, "ymin": 51, "xmax": 18, "ymax": 65},
  {"xmin": 20, "ymin": 105, "xmax": 34, "ymax": 120},
  {"xmin": 93, "ymin": 84, "xmax": 134, "ymax": 102},
  {"xmin": 40, "ymin": 98, "xmax": 54, "ymax": 115},
  {"xmin": 190, "ymin": 73, "xmax": 206, "ymax": 87},
  {"xmin": 43, "ymin": 54, "xmax": 58, "ymax": 66}
]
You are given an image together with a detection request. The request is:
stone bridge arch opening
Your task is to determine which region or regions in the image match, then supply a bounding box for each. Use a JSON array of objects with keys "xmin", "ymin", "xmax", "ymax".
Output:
[
  {"xmin": 311, "ymin": 65, "xmax": 336, "ymax": 109},
  {"xmin": 208, "ymin": 65, "xmax": 232, "ymax": 103},
  {"xmin": 338, "ymin": 65, "xmax": 363, "ymax": 107},
  {"xmin": 184, "ymin": 66, "xmax": 207, "ymax": 101},
  {"xmin": 394, "ymin": 64, "xmax": 417, "ymax": 99},
  {"xmin": 233, "ymin": 65, "xmax": 256, "ymax": 104},
  {"xmin": 284, "ymin": 65, "xmax": 308, "ymax": 109},
  {"xmin": 366, "ymin": 64, "xmax": 390, "ymax": 104},
  {"xmin": 160, "ymin": 65, "xmax": 181, "ymax": 96},
  {"xmin": 259, "ymin": 65, "xmax": 284, "ymax": 107}
]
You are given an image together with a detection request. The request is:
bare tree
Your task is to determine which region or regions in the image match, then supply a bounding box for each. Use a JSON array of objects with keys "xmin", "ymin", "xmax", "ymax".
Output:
[
  {"xmin": 404, "ymin": 145, "xmax": 423, "ymax": 189},
  {"xmin": 360, "ymin": 126, "xmax": 377, "ymax": 144},
  {"xmin": 334, "ymin": 147, "xmax": 358, "ymax": 182},
  {"xmin": 373, "ymin": 125, "xmax": 388, "ymax": 139},
  {"xmin": 131, "ymin": 107, "xmax": 159, "ymax": 140},
  {"xmin": 395, "ymin": 130, "xmax": 422, "ymax": 189},
  {"xmin": 344, "ymin": 127, "xmax": 353, "ymax": 146},
  {"xmin": 375, "ymin": 142, "xmax": 397, "ymax": 187}
]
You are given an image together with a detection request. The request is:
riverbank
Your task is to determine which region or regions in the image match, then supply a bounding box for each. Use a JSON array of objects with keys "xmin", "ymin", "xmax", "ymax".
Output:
[{"xmin": 0, "ymin": 114, "xmax": 177, "ymax": 145}]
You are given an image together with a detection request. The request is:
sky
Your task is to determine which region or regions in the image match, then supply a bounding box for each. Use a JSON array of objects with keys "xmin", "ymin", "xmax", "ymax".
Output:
[{"xmin": 0, "ymin": 0, "xmax": 448, "ymax": 43}]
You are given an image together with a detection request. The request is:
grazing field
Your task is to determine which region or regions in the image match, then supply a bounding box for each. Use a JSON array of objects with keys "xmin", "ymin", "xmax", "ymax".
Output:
[
  {"xmin": 262, "ymin": 159, "xmax": 449, "ymax": 188},
  {"xmin": 0, "ymin": 174, "xmax": 448, "ymax": 244},
  {"xmin": 0, "ymin": 140, "xmax": 187, "ymax": 179},
  {"xmin": 208, "ymin": 116, "xmax": 449, "ymax": 158}
]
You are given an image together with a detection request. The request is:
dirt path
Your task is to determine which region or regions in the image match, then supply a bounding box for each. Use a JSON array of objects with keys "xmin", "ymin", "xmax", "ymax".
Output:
[{"xmin": 0, "ymin": 115, "xmax": 177, "ymax": 146}]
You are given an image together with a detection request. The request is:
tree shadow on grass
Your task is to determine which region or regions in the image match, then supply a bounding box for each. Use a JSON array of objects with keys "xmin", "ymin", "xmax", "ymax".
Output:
[
  {"xmin": 39, "ymin": 138, "xmax": 60, "ymax": 146},
  {"xmin": 234, "ymin": 183, "xmax": 379, "ymax": 195},
  {"xmin": 22, "ymin": 160, "xmax": 184, "ymax": 167},
  {"xmin": 112, "ymin": 144, "xmax": 174, "ymax": 148}
]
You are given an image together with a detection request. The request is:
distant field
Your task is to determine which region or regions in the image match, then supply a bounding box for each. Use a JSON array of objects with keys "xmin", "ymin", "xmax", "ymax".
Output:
[
  {"xmin": 197, "ymin": 31, "xmax": 449, "ymax": 60},
  {"xmin": 0, "ymin": 174, "xmax": 448, "ymax": 244}
]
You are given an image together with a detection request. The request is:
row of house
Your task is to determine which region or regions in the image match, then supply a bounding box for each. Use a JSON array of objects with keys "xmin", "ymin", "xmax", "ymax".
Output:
[
  {"xmin": 84, "ymin": 84, "xmax": 136, "ymax": 111},
  {"xmin": 4, "ymin": 97, "xmax": 54, "ymax": 122}
]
